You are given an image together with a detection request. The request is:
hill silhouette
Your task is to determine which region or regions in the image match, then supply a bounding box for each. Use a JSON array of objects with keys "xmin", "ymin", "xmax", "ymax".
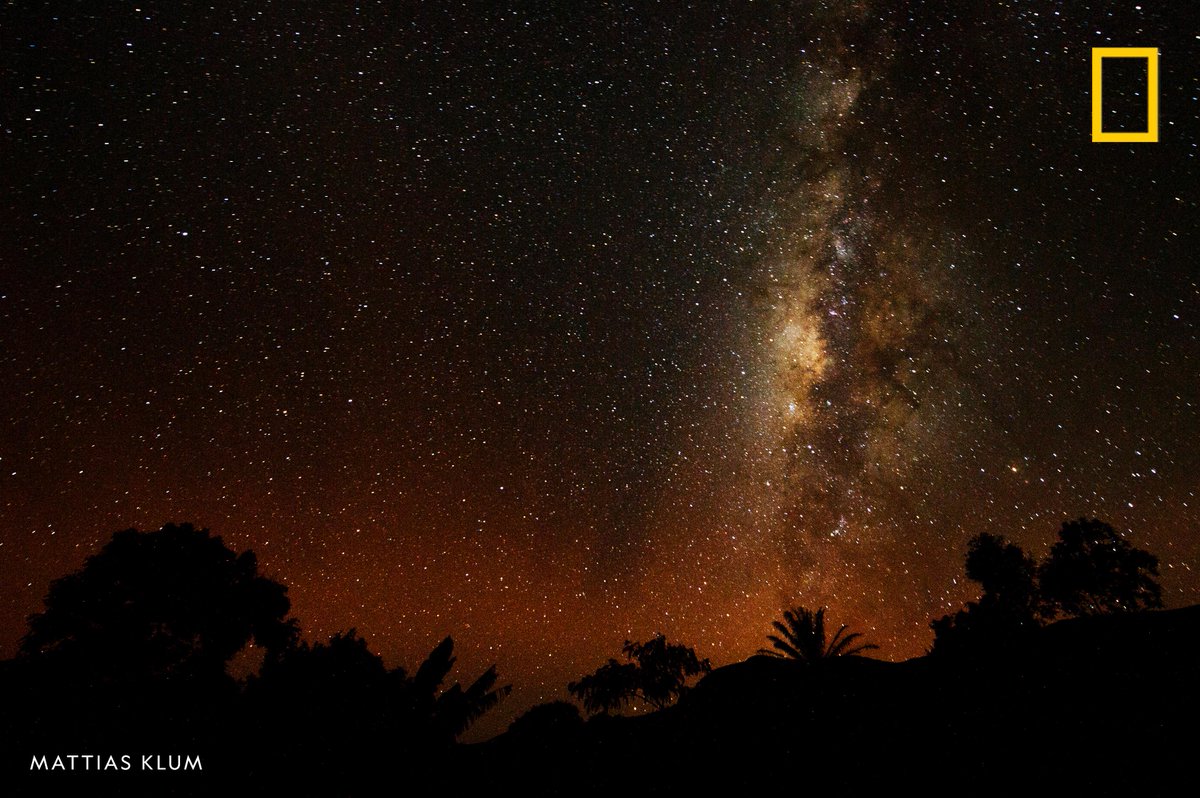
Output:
[
  {"xmin": 6, "ymin": 606, "xmax": 1197, "ymax": 794},
  {"xmin": 467, "ymin": 606, "xmax": 1200, "ymax": 795}
]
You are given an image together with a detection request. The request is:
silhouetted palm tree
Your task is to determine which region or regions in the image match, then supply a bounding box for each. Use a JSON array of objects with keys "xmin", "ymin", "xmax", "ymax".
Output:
[{"xmin": 759, "ymin": 606, "xmax": 878, "ymax": 661}]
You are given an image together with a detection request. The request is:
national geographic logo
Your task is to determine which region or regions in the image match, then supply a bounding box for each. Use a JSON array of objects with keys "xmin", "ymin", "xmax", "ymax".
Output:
[{"xmin": 1091, "ymin": 47, "xmax": 1159, "ymax": 143}]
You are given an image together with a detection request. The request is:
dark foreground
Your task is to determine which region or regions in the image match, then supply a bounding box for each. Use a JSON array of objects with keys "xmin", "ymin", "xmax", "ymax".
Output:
[{"xmin": 5, "ymin": 606, "xmax": 1199, "ymax": 796}]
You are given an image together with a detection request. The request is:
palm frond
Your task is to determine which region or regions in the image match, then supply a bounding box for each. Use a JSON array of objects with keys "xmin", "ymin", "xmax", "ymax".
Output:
[
  {"xmin": 413, "ymin": 635, "xmax": 456, "ymax": 698},
  {"xmin": 826, "ymin": 627, "xmax": 880, "ymax": 657},
  {"xmin": 763, "ymin": 605, "xmax": 879, "ymax": 662},
  {"xmin": 760, "ymin": 634, "xmax": 804, "ymax": 660}
]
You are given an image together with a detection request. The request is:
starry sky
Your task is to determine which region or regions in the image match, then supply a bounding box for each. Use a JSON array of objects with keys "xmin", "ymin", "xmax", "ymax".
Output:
[{"xmin": 2, "ymin": 2, "xmax": 1199, "ymax": 736}]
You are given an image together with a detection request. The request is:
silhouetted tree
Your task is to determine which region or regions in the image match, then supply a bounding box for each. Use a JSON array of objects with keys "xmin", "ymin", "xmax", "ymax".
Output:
[
  {"xmin": 965, "ymin": 533, "xmax": 1042, "ymax": 616},
  {"xmin": 256, "ymin": 631, "xmax": 509, "ymax": 746},
  {"xmin": 247, "ymin": 628, "xmax": 395, "ymax": 764},
  {"xmin": 256, "ymin": 628, "xmax": 392, "ymax": 700},
  {"xmin": 245, "ymin": 629, "xmax": 510, "ymax": 786},
  {"xmin": 932, "ymin": 520, "xmax": 1165, "ymax": 653},
  {"xmin": 567, "ymin": 659, "xmax": 639, "ymax": 715},
  {"xmin": 409, "ymin": 635, "xmax": 512, "ymax": 743},
  {"xmin": 568, "ymin": 635, "xmax": 710, "ymax": 714},
  {"xmin": 1039, "ymin": 518, "xmax": 1163, "ymax": 617},
  {"xmin": 931, "ymin": 533, "xmax": 1041, "ymax": 654},
  {"xmin": 7, "ymin": 523, "xmax": 296, "ymax": 758},
  {"xmin": 759, "ymin": 606, "xmax": 879, "ymax": 661},
  {"xmin": 20, "ymin": 522, "xmax": 294, "ymax": 683}
]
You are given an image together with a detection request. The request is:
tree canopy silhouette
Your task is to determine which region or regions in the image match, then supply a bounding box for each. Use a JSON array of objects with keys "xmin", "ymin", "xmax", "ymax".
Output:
[
  {"xmin": 253, "ymin": 630, "xmax": 510, "ymax": 750},
  {"xmin": 568, "ymin": 635, "xmax": 710, "ymax": 714},
  {"xmin": 932, "ymin": 519, "xmax": 1164, "ymax": 653},
  {"xmin": 1039, "ymin": 517, "xmax": 1163, "ymax": 617},
  {"xmin": 20, "ymin": 522, "xmax": 294, "ymax": 683},
  {"xmin": 930, "ymin": 533, "xmax": 1042, "ymax": 654},
  {"xmin": 964, "ymin": 532, "xmax": 1041, "ymax": 615},
  {"xmin": 759, "ymin": 606, "xmax": 879, "ymax": 662}
]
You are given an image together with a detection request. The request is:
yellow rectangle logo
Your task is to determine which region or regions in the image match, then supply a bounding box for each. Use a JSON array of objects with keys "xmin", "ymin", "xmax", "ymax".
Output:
[{"xmin": 1091, "ymin": 47, "xmax": 1159, "ymax": 142}]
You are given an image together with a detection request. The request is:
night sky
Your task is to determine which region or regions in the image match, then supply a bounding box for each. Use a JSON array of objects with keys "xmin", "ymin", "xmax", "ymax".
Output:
[{"xmin": 3, "ymin": 2, "xmax": 1199, "ymax": 736}]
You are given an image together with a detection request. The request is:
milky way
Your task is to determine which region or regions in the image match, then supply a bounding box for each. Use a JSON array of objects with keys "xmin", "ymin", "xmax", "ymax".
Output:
[{"xmin": 736, "ymin": 5, "xmax": 980, "ymax": 631}]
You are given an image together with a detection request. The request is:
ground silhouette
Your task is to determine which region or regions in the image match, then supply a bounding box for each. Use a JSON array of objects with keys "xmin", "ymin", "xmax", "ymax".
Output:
[
  {"xmin": 3, "ymin": 520, "xmax": 1195, "ymax": 795},
  {"xmin": 469, "ymin": 606, "xmax": 1200, "ymax": 794}
]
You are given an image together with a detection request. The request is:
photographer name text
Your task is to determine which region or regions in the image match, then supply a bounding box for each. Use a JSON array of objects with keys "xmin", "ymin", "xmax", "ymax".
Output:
[{"xmin": 30, "ymin": 754, "xmax": 202, "ymax": 772}]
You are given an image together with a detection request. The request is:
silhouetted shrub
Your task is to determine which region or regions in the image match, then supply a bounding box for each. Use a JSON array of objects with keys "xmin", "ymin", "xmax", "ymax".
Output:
[{"xmin": 568, "ymin": 635, "xmax": 710, "ymax": 714}]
